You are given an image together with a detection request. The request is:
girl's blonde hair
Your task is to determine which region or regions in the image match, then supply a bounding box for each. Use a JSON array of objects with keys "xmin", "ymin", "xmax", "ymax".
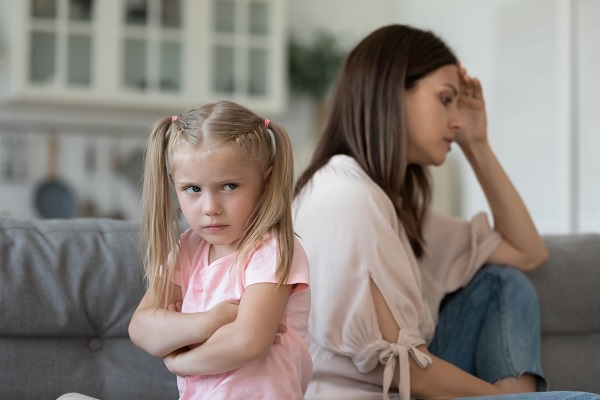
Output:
[{"xmin": 141, "ymin": 100, "xmax": 295, "ymax": 307}]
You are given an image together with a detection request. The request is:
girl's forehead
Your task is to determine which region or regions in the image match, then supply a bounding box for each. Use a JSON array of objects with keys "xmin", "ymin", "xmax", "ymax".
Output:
[{"xmin": 171, "ymin": 143, "xmax": 259, "ymax": 169}]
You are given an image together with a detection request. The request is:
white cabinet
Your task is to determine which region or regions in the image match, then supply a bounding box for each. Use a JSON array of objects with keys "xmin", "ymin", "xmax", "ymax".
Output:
[{"xmin": 0, "ymin": 0, "xmax": 287, "ymax": 115}]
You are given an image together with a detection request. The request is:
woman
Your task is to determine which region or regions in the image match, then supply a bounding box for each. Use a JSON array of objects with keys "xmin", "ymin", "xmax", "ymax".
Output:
[{"xmin": 293, "ymin": 25, "xmax": 597, "ymax": 400}]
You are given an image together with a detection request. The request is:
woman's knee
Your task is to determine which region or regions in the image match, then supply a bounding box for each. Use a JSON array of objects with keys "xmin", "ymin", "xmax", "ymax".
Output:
[{"xmin": 478, "ymin": 264, "xmax": 540, "ymax": 310}]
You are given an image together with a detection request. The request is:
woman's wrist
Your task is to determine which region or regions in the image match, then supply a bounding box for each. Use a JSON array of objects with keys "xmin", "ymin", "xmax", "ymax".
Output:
[{"xmin": 459, "ymin": 138, "xmax": 493, "ymax": 168}]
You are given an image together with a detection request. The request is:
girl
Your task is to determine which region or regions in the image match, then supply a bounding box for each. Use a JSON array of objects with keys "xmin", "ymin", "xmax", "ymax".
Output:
[
  {"xmin": 293, "ymin": 24, "xmax": 599, "ymax": 400},
  {"xmin": 129, "ymin": 100, "xmax": 312, "ymax": 399}
]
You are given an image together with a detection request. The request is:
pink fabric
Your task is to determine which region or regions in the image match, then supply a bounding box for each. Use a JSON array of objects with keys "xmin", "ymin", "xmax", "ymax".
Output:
[
  {"xmin": 293, "ymin": 155, "xmax": 501, "ymax": 400},
  {"xmin": 173, "ymin": 230, "xmax": 312, "ymax": 400}
]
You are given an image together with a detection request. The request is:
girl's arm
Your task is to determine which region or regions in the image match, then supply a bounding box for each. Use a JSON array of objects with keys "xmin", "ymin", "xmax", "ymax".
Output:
[
  {"xmin": 370, "ymin": 280, "xmax": 507, "ymax": 398},
  {"xmin": 457, "ymin": 64, "xmax": 548, "ymax": 271},
  {"xmin": 128, "ymin": 285, "xmax": 239, "ymax": 357},
  {"xmin": 163, "ymin": 282, "xmax": 292, "ymax": 376}
]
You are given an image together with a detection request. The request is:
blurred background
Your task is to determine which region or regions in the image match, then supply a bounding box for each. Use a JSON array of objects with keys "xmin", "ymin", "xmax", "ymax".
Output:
[{"xmin": 0, "ymin": 0, "xmax": 598, "ymax": 234}]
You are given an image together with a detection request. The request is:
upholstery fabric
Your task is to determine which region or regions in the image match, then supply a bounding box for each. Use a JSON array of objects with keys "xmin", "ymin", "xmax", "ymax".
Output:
[{"xmin": 0, "ymin": 217, "xmax": 176, "ymax": 400}]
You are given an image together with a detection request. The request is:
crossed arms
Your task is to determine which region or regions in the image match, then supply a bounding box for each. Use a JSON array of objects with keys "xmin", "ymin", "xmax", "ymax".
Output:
[{"xmin": 129, "ymin": 282, "xmax": 291, "ymax": 376}]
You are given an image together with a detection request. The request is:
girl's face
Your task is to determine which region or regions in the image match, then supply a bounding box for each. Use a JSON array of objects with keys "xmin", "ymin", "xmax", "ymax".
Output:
[
  {"xmin": 171, "ymin": 145, "xmax": 269, "ymax": 261},
  {"xmin": 404, "ymin": 64, "xmax": 464, "ymax": 165}
]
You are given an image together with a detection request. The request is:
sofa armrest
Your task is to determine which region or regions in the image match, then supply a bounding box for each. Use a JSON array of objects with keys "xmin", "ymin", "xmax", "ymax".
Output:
[{"xmin": 527, "ymin": 234, "xmax": 600, "ymax": 334}]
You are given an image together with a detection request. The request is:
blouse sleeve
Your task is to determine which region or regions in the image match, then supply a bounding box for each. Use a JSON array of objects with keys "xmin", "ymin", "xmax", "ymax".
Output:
[
  {"xmin": 419, "ymin": 211, "xmax": 502, "ymax": 324},
  {"xmin": 293, "ymin": 157, "xmax": 432, "ymax": 400}
]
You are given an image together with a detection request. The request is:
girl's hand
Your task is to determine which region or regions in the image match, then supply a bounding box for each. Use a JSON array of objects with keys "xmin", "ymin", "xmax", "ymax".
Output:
[
  {"xmin": 273, "ymin": 324, "xmax": 287, "ymax": 344},
  {"xmin": 167, "ymin": 301, "xmax": 182, "ymax": 312},
  {"xmin": 456, "ymin": 62, "xmax": 488, "ymax": 146},
  {"xmin": 163, "ymin": 347, "xmax": 188, "ymax": 376},
  {"xmin": 209, "ymin": 299, "xmax": 240, "ymax": 328}
]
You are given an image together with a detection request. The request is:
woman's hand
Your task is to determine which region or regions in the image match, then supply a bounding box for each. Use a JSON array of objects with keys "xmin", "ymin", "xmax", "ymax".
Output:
[{"xmin": 456, "ymin": 62, "xmax": 488, "ymax": 146}]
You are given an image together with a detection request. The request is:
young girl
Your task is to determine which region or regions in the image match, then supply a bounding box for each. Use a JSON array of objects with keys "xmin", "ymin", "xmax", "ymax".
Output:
[{"xmin": 129, "ymin": 100, "xmax": 312, "ymax": 399}]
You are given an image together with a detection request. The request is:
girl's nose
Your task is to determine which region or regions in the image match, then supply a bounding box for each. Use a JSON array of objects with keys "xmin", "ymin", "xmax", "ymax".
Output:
[{"xmin": 203, "ymin": 194, "xmax": 222, "ymax": 215}]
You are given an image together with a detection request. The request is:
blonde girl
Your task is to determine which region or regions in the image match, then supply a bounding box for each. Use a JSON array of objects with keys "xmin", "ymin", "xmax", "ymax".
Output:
[{"xmin": 129, "ymin": 100, "xmax": 312, "ymax": 399}]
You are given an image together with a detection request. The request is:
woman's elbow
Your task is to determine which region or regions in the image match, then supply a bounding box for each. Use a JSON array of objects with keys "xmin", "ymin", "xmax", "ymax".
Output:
[{"xmin": 518, "ymin": 245, "xmax": 549, "ymax": 272}]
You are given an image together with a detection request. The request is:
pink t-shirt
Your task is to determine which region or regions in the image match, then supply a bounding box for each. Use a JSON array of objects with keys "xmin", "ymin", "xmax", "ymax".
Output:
[{"xmin": 173, "ymin": 229, "xmax": 312, "ymax": 400}]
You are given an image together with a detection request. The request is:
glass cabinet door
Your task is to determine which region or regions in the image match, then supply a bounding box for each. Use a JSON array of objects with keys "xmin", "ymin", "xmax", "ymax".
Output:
[
  {"xmin": 29, "ymin": 0, "xmax": 95, "ymax": 87},
  {"xmin": 122, "ymin": 0, "xmax": 183, "ymax": 93},
  {"xmin": 212, "ymin": 0, "xmax": 272, "ymax": 97}
]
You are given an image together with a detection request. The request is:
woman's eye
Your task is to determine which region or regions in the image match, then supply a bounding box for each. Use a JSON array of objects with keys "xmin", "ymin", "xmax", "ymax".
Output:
[
  {"xmin": 223, "ymin": 183, "xmax": 237, "ymax": 191},
  {"xmin": 440, "ymin": 96, "xmax": 452, "ymax": 106},
  {"xmin": 184, "ymin": 186, "xmax": 201, "ymax": 194}
]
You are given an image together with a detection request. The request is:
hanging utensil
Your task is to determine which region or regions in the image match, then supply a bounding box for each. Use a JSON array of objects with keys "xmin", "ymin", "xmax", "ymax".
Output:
[{"xmin": 33, "ymin": 132, "xmax": 77, "ymax": 218}]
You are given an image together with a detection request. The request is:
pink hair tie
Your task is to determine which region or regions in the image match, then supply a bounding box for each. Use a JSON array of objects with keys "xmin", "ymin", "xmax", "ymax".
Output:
[
  {"xmin": 264, "ymin": 119, "xmax": 270, "ymax": 128},
  {"xmin": 172, "ymin": 115, "xmax": 178, "ymax": 122}
]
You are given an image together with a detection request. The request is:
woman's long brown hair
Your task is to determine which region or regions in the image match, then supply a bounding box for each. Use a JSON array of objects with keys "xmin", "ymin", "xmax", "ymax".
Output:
[{"xmin": 294, "ymin": 25, "xmax": 457, "ymax": 257}]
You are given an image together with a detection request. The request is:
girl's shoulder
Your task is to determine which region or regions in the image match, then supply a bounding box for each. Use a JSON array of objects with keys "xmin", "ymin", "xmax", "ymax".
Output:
[
  {"xmin": 179, "ymin": 228, "xmax": 209, "ymax": 257},
  {"xmin": 248, "ymin": 233, "xmax": 308, "ymax": 268}
]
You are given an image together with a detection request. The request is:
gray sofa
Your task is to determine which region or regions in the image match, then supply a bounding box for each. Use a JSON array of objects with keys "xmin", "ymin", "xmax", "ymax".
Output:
[{"xmin": 0, "ymin": 217, "xmax": 599, "ymax": 399}]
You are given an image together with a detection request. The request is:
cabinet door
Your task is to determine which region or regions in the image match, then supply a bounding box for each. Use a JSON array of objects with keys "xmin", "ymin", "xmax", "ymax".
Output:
[
  {"xmin": 210, "ymin": 0, "xmax": 285, "ymax": 108},
  {"xmin": 28, "ymin": 0, "xmax": 96, "ymax": 88},
  {"xmin": 121, "ymin": 0, "xmax": 183, "ymax": 94}
]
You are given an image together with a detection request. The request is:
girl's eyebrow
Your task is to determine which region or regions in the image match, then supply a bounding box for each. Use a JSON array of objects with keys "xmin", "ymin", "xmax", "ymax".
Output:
[{"xmin": 174, "ymin": 176, "xmax": 246, "ymax": 186}]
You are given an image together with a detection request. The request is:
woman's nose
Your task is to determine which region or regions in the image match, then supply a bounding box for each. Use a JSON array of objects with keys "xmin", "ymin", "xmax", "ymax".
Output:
[{"xmin": 449, "ymin": 107, "xmax": 464, "ymax": 131}]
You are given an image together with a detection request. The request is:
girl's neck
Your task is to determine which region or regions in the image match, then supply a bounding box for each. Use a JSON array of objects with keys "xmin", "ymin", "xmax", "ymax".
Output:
[{"xmin": 208, "ymin": 243, "xmax": 236, "ymax": 264}]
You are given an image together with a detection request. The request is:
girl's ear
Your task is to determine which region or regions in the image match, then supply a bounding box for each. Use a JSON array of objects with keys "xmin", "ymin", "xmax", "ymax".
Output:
[{"xmin": 263, "ymin": 166, "xmax": 273, "ymax": 189}]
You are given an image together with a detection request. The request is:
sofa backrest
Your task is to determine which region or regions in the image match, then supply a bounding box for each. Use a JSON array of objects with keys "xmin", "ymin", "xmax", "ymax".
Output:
[{"xmin": 0, "ymin": 217, "xmax": 177, "ymax": 400}]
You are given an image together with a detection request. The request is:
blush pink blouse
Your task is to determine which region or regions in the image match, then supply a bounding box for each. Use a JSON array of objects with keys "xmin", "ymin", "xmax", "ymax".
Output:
[{"xmin": 293, "ymin": 155, "xmax": 501, "ymax": 400}]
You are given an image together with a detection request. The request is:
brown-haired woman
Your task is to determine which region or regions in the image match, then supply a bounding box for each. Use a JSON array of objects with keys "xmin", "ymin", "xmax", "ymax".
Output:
[{"xmin": 294, "ymin": 24, "xmax": 597, "ymax": 400}]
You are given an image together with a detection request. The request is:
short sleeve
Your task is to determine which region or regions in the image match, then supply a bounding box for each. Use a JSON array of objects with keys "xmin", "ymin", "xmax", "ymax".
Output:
[
  {"xmin": 243, "ymin": 235, "xmax": 310, "ymax": 295},
  {"xmin": 293, "ymin": 156, "xmax": 432, "ymax": 400}
]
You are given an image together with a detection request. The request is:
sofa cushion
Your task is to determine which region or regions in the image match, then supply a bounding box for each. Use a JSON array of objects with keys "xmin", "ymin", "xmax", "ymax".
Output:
[{"xmin": 0, "ymin": 217, "xmax": 176, "ymax": 400}]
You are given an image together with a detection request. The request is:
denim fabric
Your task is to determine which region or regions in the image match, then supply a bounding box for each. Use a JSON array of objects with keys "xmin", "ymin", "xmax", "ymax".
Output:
[
  {"xmin": 458, "ymin": 392, "xmax": 600, "ymax": 400},
  {"xmin": 429, "ymin": 264, "xmax": 547, "ymax": 391}
]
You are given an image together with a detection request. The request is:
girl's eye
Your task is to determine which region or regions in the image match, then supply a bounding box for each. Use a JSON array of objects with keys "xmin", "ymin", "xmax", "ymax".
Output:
[
  {"xmin": 440, "ymin": 96, "xmax": 452, "ymax": 106},
  {"xmin": 223, "ymin": 183, "xmax": 237, "ymax": 191},
  {"xmin": 184, "ymin": 186, "xmax": 201, "ymax": 194}
]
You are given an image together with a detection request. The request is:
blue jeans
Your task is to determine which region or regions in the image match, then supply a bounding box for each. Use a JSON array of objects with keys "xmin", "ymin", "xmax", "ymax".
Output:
[
  {"xmin": 459, "ymin": 393, "xmax": 600, "ymax": 400},
  {"xmin": 429, "ymin": 265, "xmax": 599, "ymax": 400},
  {"xmin": 430, "ymin": 264, "xmax": 545, "ymax": 389}
]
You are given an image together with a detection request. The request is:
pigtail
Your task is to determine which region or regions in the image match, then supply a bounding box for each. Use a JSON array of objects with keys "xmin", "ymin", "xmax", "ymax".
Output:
[
  {"xmin": 261, "ymin": 121, "xmax": 295, "ymax": 286},
  {"xmin": 141, "ymin": 117, "xmax": 181, "ymax": 307},
  {"xmin": 232, "ymin": 118, "xmax": 295, "ymax": 287}
]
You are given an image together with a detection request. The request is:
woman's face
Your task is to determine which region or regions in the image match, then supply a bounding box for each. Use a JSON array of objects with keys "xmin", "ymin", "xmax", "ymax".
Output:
[{"xmin": 404, "ymin": 64, "xmax": 464, "ymax": 165}]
